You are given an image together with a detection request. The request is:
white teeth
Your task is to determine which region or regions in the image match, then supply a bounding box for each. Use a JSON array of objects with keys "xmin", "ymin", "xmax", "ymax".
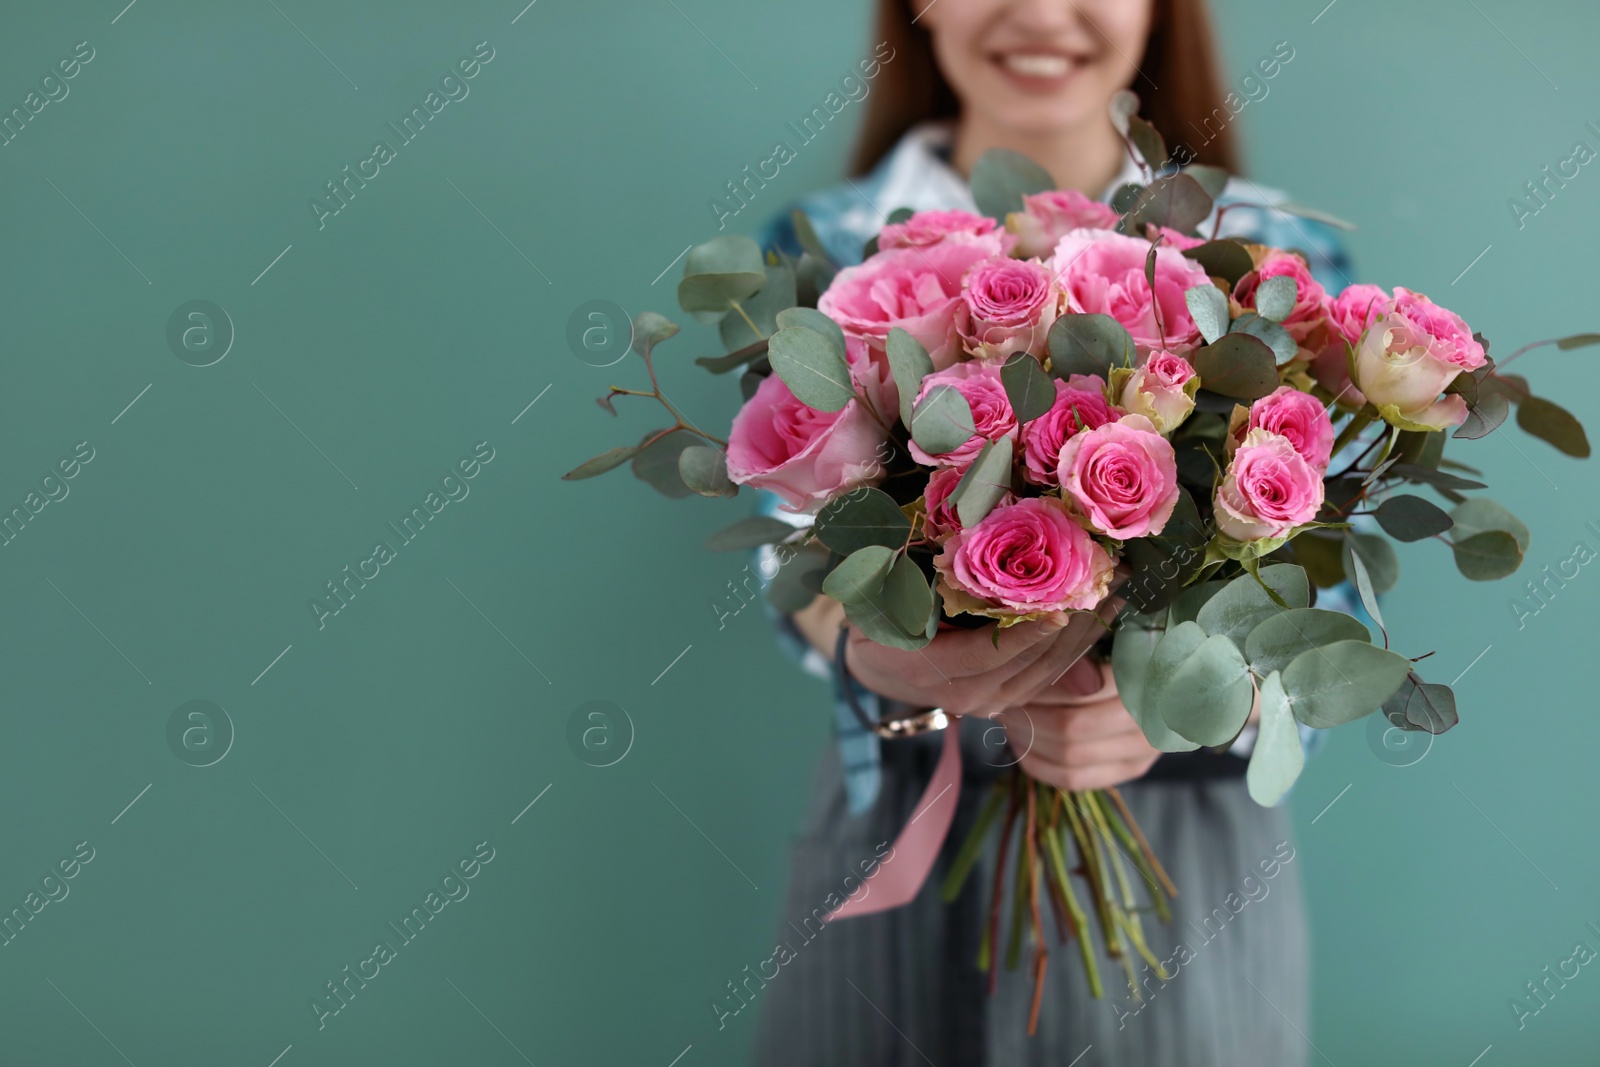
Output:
[{"xmin": 1002, "ymin": 53, "xmax": 1072, "ymax": 78}]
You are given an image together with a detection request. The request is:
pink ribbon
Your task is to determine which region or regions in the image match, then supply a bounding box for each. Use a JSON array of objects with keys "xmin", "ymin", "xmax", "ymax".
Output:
[{"xmin": 827, "ymin": 726, "xmax": 964, "ymax": 921}]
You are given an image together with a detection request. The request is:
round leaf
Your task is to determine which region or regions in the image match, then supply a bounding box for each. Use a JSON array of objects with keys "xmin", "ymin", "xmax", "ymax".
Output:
[
  {"xmin": 1195, "ymin": 564, "xmax": 1310, "ymax": 644},
  {"xmin": 1182, "ymin": 240, "xmax": 1254, "ymax": 286},
  {"xmin": 631, "ymin": 312, "xmax": 679, "ymax": 355},
  {"xmin": 814, "ymin": 487, "xmax": 911, "ymax": 555},
  {"xmin": 1453, "ymin": 390, "xmax": 1510, "ymax": 440},
  {"xmin": 1450, "ymin": 498, "xmax": 1530, "ymax": 552},
  {"xmin": 911, "ymin": 383, "xmax": 977, "ymax": 455},
  {"xmin": 880, "ymin": 553, "xmax": 936, "ymax": 634},
  {"xmin": 970, "ymin": 148, "xmax": 1055, "ymax": 220},
  {"xmin": 1517, "ymin": 395, "xmax": 1591, "ymax": 457},
  {"xmin": 1047, "ymin": 314, "xmax": 1133, "ymax": 379},
  {"xmin": 1253, "ymin": 275, "xmax": 1298, "ymax": 323},
  {"xmin": 676, "ymin": 235, "xmax": 766, "ymax": 321},
  {"xmin": 1244, "ymin": 608, "xmax": 1370, "ymax": 676},
  {"xmin": 1229, "ymin": 312, "xmax": 1298, "ymax": 366},
  {"xmin": 631, "ymin": 430, "xmax": 699, "ymax": 498},
  {"xmin": 821, "ymin": 545, "xmax": 896, "ymax": 604},
  {"xmin": 1452, "ymin": 530, "xmax": 1523, "ymax": 581},
  {"xmin": 1246, "ymin": 671, "xmax": 1305, "ymax": 807},
  {"xmin": 775, "ymin": 307, "xmax": 846, "ymax": 361},
  {"xmin": 1183, "ymin": 164, "xmax": 1231, "ymax": 200},
  {"xmin": 1001, "ymin": 352, "xmax": 1055, "ymax": 424},
  {"xmin": 767, "ymin": 326, "xmax": 856, "ymax": 413},
  {"xmin": 677, "ymin": 445, "xmax": 737, "ymax": 498},
  {"xmin": 1113, "ymin": 614, "xmax": 1201, "ymax": 753},
  {"xmin": 1192, "ymin": 333, "xmax": 1279, "ymax": 399},
  {"xmin": 1151, "ymin": 628, "xmax": 1255, "ymax": 746},
  {"xmin": 1184, "ymin": 284, "xmax": 1229, "ymax": 346},
  {"xmin": 887, "ymin": 327, "xmax": 934, "ymax": 427},
  {"xmin": 1282, "ymin": 641, "xmax": 1412, "ymax": 729},
  {"xmin": 952, "ymin": 437, "xmax": 1015, "ymax": 528},
  {"xmin": 1373, "ymin": 494, "xmax": 1454, "ymax": 542},
  {"xmin": 719, "ymin": 265, "xmax": 796, "ymax": 351},
  {"xmin": 1125, "ymin": 173, "xmax": 1214, "ymax": 234}
]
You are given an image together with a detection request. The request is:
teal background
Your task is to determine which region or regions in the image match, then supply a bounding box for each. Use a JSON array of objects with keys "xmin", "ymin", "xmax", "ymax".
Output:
[{"xmin": 0, "ymin": 1, "xmax": 1594, "ymax": 1065}]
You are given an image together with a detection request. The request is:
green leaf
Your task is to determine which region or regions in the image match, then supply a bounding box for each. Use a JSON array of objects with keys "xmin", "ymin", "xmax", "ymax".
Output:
[
  {"xmin": 1195, "ymin": 564, "xmax": 1310, "ymax": 644},
  {"xmin": 1517, "ymin": 395, "xmax": 1591, "ymax": 457},
  {"xmin": 1109, "ymin": 89, "xmax": 1141, "ymax": 134},
  {"xmin": 1556, "ymin": 332, "xmax": 1600, "ymax": 350},
  {"xmin": 695, "ymin": 338, "xmax": 768, "ymax": 375},
  {"xmin": 1385, "ymin": 462, "xmax": 1486, "ymax": 492},
  {"xmin": 791, "ymin": 210, "xmax": 835, "ymax": 267},
  {"xmin": 704, "ymin": 515, "xmax": 796, "ymax": 551},
  {"xmin": 677, "ymin": 445, "xmax": 737, "ymax": 498},
  {"xmin": 1183, "ymin": 164, "xmax": 1230, "ymax": 200},
  {"xmin": 1110, "ymin": 182, "xmax": 1144, "ymax": 215},
  {"xmin": 1253, "ymin": 275, "xmax": 1297, "ymax": 324},
  {"xmin": 1182, "ymin": 240, "xmax": 1254, "ymax": 286},
  {"xmin": 821, "ymin": 545, "xmax": 897, "ymax": 604},
  {"xmin": 631, "ymin": 312, "xmax": 679, "ymax": 355},
  {"xmin": 952, "ymin": 437, "xmax": 1015, "ymax": 528},
  {"xmin": 1244, "ymin": 608, "xmax": 1370, "ymax": 676},
  {"xmin": 1246, "ymin": 671, "xmax": 1305, "ymax": 807},
  {"xmin": 766, "ymin": 544, "xmax": 830, "ymax": 613},
  {"xmin": 1373, "ymin": 494, "xmax": 1454, "ymax": 542},
  {"xmin": 775, "ymin": 306, "xmax": 847, "ymax": 361},
  {"xmin": 767, "ymin": 326, "xmax": 856, "ymax": 412},
  {"xmin": 1230, "ymin": 311, "xmax": 1298, "ymax": 366},
  {"xmin": 1184, "ymin": 284, "xmax": 1230, "ymax": 346},
  {"xmin": 1167, "ymin": 580, "xmax": 1227, "ymax": 626},
  {"xmin": 910, "ymin": 384, "xmax": 977, "ymax": 455},
  {"xmin": 1290, "ymin": 533, "xmax": 1347, "ymax": 589},
  {"xmin": 1113, "ymin": 612, "xmax": 1202, "ymax": 752},
  {"xmin": 1283, "ymin": 641, "xmax": 1411, "ymax": 728},
  {"xmin": 676, "ymin": 235, "xmax": 767, "ymax": 322},
  {"xmin": 887, "ymin": 327, "xmax": 935, "ymax": 427},
  {"xmin": 1453, "ymin": 390, "xmax": 1510, "ymax": 440},
  {"xmin": 1001, "ymin": 352, "xmax": 1055, "ymax": 424},
  {"xmin": 631, "ymin": 430, "xmax": 700, "ymax": 498},
  {"xmin": 1384, "ymin": 676, "xmax": 1459, "ymax": 735},
  {"xmin": 1450, "ymin": 498, "xmax": 1530, "ymax": 551},
  {"xmin": 719, "ymin": 264, "xmax": 795, "ymax": 351},
  {"xmin": 1273, "ymin": 200, "xmax": 1356, "ymax": 231},
  {"xmin": 814, "ymin": 487, "xmax": 911, "ymax": 555},
  {"xmin": 1342, "ymin": 533, "xmax": 1399, "ymax": 593},
  {"xmin": 1125, "ymin": 174, "xmax": 1214, "ymax": 234},
  {"xmin": 1148, "ymin": 623, "xmax": 1255, "ymax": 746},
  {"xmin": 562, "ymin": 445, "xmax": 640, "ymax": 481},
  {"xmin": 1192, "ymin": 333, "xmax": 1279, "ymax": 399},
  {"xmin": 1342, "ymin": 541, "xmax": 1386, "ymax": 639},
  {"xmin": 1127, "ymin": 115, "xmax": 1167, "ymax": 170},
  {"xmin": 1452, "ymin": 530, "xmax": 1523, "ymax": 581},
  {"xmin": 1047, "ymin": 313, "xmax": 1133, "ymax": 379},
  {"xmin": 844, "ymin": 594, "xmax": 931, "ymax": 650},
  {"xmin": 970, "ymin": 148, "xmax": 1055, "ymax": 220},
  {"xmin": 880, "ymin": 553, "xmax": 936, "ymax": 634}
]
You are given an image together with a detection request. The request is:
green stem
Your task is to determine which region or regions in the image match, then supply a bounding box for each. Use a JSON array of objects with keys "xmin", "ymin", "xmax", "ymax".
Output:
[
  {"xmin": 728, "ymin": 299, "xmax": 765, "ymax": 341},
  {"xmin": 940, "ymin": 779, "xmax": 1008, "ymax": 903},
  {"xmin": 1044, "ymin": 800, "xmax": 1102, "ymax": 999},
  {"xmin": 1330, "ymin": 408, "xmax": 1377, "ymax": 461}
]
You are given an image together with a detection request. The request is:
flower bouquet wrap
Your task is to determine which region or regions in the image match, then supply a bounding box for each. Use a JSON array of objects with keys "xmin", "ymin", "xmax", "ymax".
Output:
[{"xmin": 565, "ymin": 94, "xmax": 1593, "ymax": 1030}]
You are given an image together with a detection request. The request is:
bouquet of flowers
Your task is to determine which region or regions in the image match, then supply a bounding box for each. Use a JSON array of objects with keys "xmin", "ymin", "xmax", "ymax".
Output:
[{"xmin": 566, "ymin": 95, "xmax": 1592, "ymax": 1030}]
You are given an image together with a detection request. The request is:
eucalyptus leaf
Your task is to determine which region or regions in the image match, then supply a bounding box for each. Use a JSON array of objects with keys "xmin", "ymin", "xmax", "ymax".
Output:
[
  {"xmin": 1517, "ymin": 395, "xmax": 1591, "ymax": 457},
  {"xmin": 1273, "ymin": 201, "xmax": 1356, "ymax": 231},
  {"xmin": 1385, "ymin": 462, "xmax": 1486, "ymax": 492},
  {"xmin": 887, "ymin": 327, "xmax": 934, "ymax": 427},
  {"xmin": 1342, "ymin": 534, "xmax": 1398, "ymax": 593},
  {"xmin": 1149, "ymin": 624, "xmax": 1255, "ymax": 746},
  {"xmin": 704, "ymin": 515, "xmax": 797, "ymax": 551},
  {"xmin": 1168, "ymin": 580, "xmax": 1227, "ymax": 626},
  {"xmin": 1230, "ymin": 311, "xmax": 1298, "ymax": 366},
  {"xmin": 1185, "ymin": 284, "xmax": 1230, "ymax": 346},
  {"xmin": 844, "ymin": 594, "xmax": 932, "ymax": 651},
  {"xmin": 719, "ymin": 264, "xmax": 796, "ymax": 351},
  {"xmin": 775, "ymin": 307, "xmax": 847, "ymax": 361},
  {"xmin": 1183, "ymin": 164, "xmax": 1231, "ymax": 200},
  {"xmin": 1246, "ymin": 671, "xmax": 1305, "ymax": 807},
  {"xmin": 1385, "ymin": 676, "xmax": 1459, "ymax": 734},
  {"xmin": 790, "ymin": 209, "xmax": 835, "ymax": 267},
  {"xmin": 677, "ymin": 235, "xmax": 767, "ymax": 322},
  {"xmin": 1292, "ymin": 532, "xmax": 1347, "ymax": 589},
  {"xmin": 1109, "ymin": 89, "xmax": 1141, "ymax": 135},
  {"xmin": 631, "ymin": 312, "xmax": 679, "ymax": 355},
  {"xmin": 1453, "ymin": 390, "xmax": 1510, "ymax": 439},
  {"xmin": 677, "ymin": 445, "xmax": 737, "ymax": 498},
  {"xmin": 1195, "ymin": 564, "xmax": 1310, "ymax": 644},
  {"xmin": 1342, "ymin": 541, "xmax": 1386, "ymax": 639},
  {"xmin": 1047, "ymin": 313, "xmax": 1134, "ymax": 379},
  {"xmin": 821, "ymin": 545, "xmax": 897, "ymax": 604},
  {"xmin": 1192, "ymin": 333, "xmax": 1279, "ymax": 399},
  {"xmin": 910, "ymin": 384, "xmax": 977, "ymax": 456},
  {"xmin": 1451, "ymin": 530, "xmax": 1523, "ymax": 581},
  {"xmin": 562, "ymin": 445, "xmax": 641, "ymax": 481},
  {"xmin": 1556, "ymin": 333, "xmax": 1600, "ymax": 350},
  {"xmin": 1125, "ymin": 174, "xmax": 1214, "ymax": 234},
  {"xmin": 1112, "ymin": 612, "xmax": 1201, "ymax": 752},
  {"xmin": 767, "ymin": 544, "xmax": 831, "ymax": 613},
  {"xmin": 952, "ymin": 437, "xmax": 1015, "ymax": 528},
  {"xmin": 1283, "ymin": 641, "xmax": 1411, "ymax": 729},
  {"xmin": 1373, "ymin": 494, "xmax": 1454, "ymax": 542},
  {"xmin": 1001, "ymin": 352, "xmax": 1055, "ymax": 424},
  {"xmin": 1450, "ymin": 498, "xmax": 1530, "ymax": 551},
  {"xmin": 970, "ymin": 148, "xmax": 1055, "ymax": 220},
  {"xmin": 881, "ymin": 553, "xmax": 936, "ymax": 634},
  {"xmin": 1252, "ymin": 275, "xmax": 1298, "ymax": 324},
  {"xmin": 814, "ymin": 487, "xmax": 911, "ymax": 555},
  {"xmin": 1127, "ymin": 115, "xmax": 1167, "ymax": 170},
  {"xmin": 1182, "ymin": 240, "xmax": 1254, "ymax": 286},
  {"xmin": 1244, "ymin": 608, "xmax": 1370, "ymax": 676},
  {"xmin": 631, "ymin": 429, "xmax": 700, "ymax": 498},
  {"xmin": 767, "ymin": 326, "xmax": 856, "ymax": 412},
  {"xmin": 696, "ymin": 338, "xmax": 769, "ymax": 375}
]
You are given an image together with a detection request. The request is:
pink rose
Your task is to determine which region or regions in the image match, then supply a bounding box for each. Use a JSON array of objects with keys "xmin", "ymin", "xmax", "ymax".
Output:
[
  {"xmin": 1154, "ymin": 227, "xmax": 1208, "ymax": 252},
  {"xmin": 1214, "ymin": 429, "xmax": 1324, "ymax": 541},
  {"xmin": 878, "ymin": 209, "xmax": 1001, "ymax": 249},
  {"xmin": 1119, "ymin": 349, "xmax": 1197, "ymax": 432},
  {"xmin": 1352, "ymin": 293, "xmax": 1485, "ymax": 431},
  {"xmin": 907, "ymin": 361, "xmax": 1018, "ymax": 468},
  {"xmin": 1020, "ymin": 375, "xmax": 1119, "ymax": 485},
  {"xmin": 1326, "ymin": 283, "xmax": 1392, "ymax": 349},
  {"xmin": 1056, "ymin": 413, "xmax": 1181, "ymax": 539},
  {"xmin": 1248, "ymin": 386, "xmax": 1335, "ymax": 472},
  {"xmin": 959, "ymin": 257, "xmax": 1062, "ymax": 361},
  {"xmin": 935, "ymin": 497, "xmax": 1115, "ymax": 615},
  {"xmin": 922, "ymin": 465, "xmax": 1014, "ymax": 541},
  {"xmin": 818, "ymin": 237, "xmax": 1006, "ymax": 369},
  {"xmin": 846, "ymin": 336, "xmax": 898, "ymax": 426},
  {"xmin": 726, "ymin": 372, "xmax": 888, "ymax": 512},
  {"xmin": 1235, "ymin": 252, "xmax": 1328, "ymax": 343},
  {"xmin": 1049, "ymin": 229, "xmax": 1212, "ymax": 350},
  {"xmin": 1008, "ymin": 190, "xmax": 1120, "ymax": 258}
]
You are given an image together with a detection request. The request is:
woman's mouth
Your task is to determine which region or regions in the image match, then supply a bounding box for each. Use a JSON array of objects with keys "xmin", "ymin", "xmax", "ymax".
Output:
[{"xmin": 993, "ymin": 50, "xmax": 1085, "ymax": 87}]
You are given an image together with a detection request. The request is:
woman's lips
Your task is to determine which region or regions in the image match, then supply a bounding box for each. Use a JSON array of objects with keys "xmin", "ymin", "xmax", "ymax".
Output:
[{"xmin": 991, "ymin": 50, "xmax": 1087, "ymax": 89}]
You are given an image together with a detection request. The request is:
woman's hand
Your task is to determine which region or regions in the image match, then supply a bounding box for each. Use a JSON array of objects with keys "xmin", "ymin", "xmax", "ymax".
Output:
[
  {"xmin": 997, "ymin": 659, "xmax": 1161, "ymax": 792},
  {"xmin": 841, "ymin": 603, "xmax": 1118, "ymax": 717}
]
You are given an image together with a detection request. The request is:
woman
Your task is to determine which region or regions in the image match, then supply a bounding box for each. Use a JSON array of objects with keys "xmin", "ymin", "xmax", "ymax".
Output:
[{"xmin": 753, "ymin": 1, "xmax": 1352, "ymax": 1063}]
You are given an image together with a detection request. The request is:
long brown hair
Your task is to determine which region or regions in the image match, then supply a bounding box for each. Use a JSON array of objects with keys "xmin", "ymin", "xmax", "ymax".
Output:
[{"xmin": 850, "ymin": 0, "xmax": 1242, "ymax": 178}]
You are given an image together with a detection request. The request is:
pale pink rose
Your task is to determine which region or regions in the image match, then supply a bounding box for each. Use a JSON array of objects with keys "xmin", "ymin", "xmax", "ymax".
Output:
[
  {"xmin": 846, "ymin": 336, "xmax": 898, "ymax": 426},
  {"xmin": 1020, "ymin": 375, "xmax": 1119, "ymax": 486},
  {"xmin": 907, "ymin": 361, "xmax": 1018, "ymax": 468},
  {"xmin": 1352, "ymin": 309, "xmax": 1476, "ymax": 430},
  {"xmin": 878, "ymin": 209, "xmax": 1001, "ymax": 249},
  {"xmin": 1214, "ymin": 429, "xmax": 1324, "ymax": 541},
  {"xmin": 959, "ymin": 257, "xmax": 1061, "ymax": 361},
  {"xmin": 935, "ymin": 496, "xmax": 1115, "ymax": 615},
  {"xmin": 1248, "ymin": 386, "xmax": 1335, "ymax": 471},
  {"xmin": 1326, "ymin": 283, "xmax": 1392, "ymax": 348},
  {"xmin": 726, "ymin": 372, "xmax": 888, "ymax": 512},
  {"xmin": 1119, "ymin": 349, "xmax": 1197, "ymax": 432},
  {"xmin": 922, "ymin": 465, "xmax": 1014, "ymax": 541},
  {"xmin": 1235, "ymin": 251, "xmax": 1328, "ymax": 343},
  {"xmin": 1049, "ymin": 228, "xmax": 1212, "ymax": 350},
  {"xmin": 1154, "ymin": 226, "xmax": 1208, "ymax": 251},
  {"xmin": 1056, "ymin": 413, "xmax": 1181, "ymax": 539},
  {"xmin": 1392, "ymin": 288, "xmax": 1486, "ymax": 372},
  {"xmin": 1008, "ymin": 190, "xmax": 1120, "ymax": 258}
]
